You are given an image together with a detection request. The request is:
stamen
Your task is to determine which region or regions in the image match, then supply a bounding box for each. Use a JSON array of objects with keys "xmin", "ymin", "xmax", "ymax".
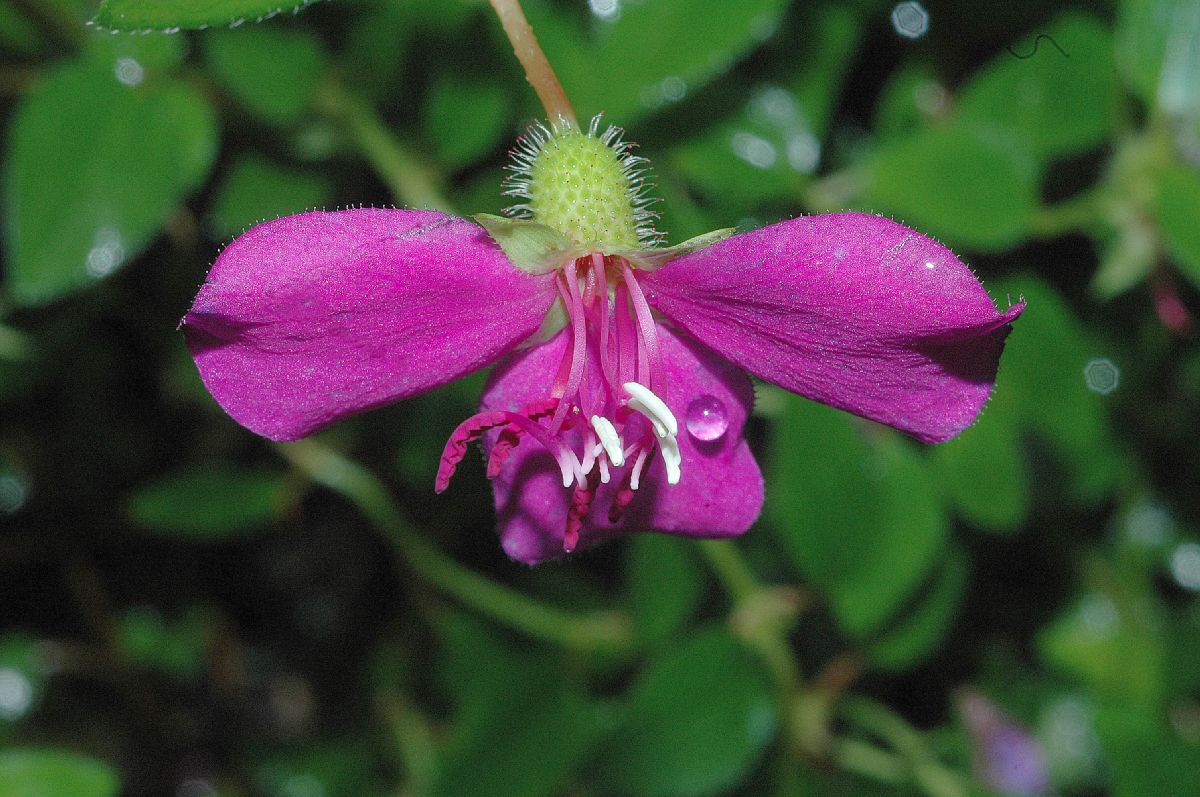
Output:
[
  {"xmin": 614, "ymin": 280, "xmax": 636, "ymax": 387},
  {"xmin": 436, "ymin": 410, "xmax": 512, "ymax": 493},
  {"xmin": 598, "ymin": 455, "xmax": 610, "ymax": 484},
  {"xmin": 623, "ymin": 381, "xmax": 678, "ymax": 438},
  {"xmin": 621, "ymin": 262, "xmax": 662, "ymax": 391},
  {"xmin": 564, "ymin": 471, "xmax": 599, "ymax": 553},
  {"xmin": 500, "ymin": 411, "xmax": 584, "ymax": 487},
  {"xmin": 549, "ymin": 259, "xmax": 587, "ymax": 432},
  {"xmin": 658, "ymin": 434, "xmax": 682, "ymax": 485},
  {"xmin": 629, "ymin": 447, "xmax": 651, "ymax": 491},
  {"xmin": 590, "ymin": 415, "xmax": 625, "ymax": 467}
]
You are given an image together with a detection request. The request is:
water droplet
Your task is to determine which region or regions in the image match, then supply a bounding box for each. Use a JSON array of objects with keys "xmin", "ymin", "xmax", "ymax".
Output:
[
  {"xmin": 85, "ymin": 227, "xmax": 125, "ymax": 278},
  {"xmin": 686, "ymin": 395, "xmax": 728, "ymax": 442},
  {"xmin": 588, "ymin": 0, "xmax": 620, "ymax": 22},
  {"xmin": 0, "ymin": 668, "xmax": 33, "ymax": 720},
  {"xmin": 731, "ymin": 131, "xmax": 777, "ymax": 169},
  {"xmin": 1083, "ymin": 357, "xmax": 1119, "ymax": 395},
  {"xmin": 890, "ymin": 2, "xmax": 929, "ymax": 40},
  {"xmin": 114, "ymin": 57, "xmax": 144, "ymax": 87}
]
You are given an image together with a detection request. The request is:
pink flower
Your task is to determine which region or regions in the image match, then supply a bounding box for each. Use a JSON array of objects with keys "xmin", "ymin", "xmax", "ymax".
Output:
[{"xmin": 182, "ymin": 205, "xmax": 1021, "ymax": 564}]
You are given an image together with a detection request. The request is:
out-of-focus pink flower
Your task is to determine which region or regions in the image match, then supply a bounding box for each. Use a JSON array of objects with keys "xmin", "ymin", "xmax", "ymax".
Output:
[{"xmin": 957, "ymin": 687, "xmax": 1051, "ymax": 796}]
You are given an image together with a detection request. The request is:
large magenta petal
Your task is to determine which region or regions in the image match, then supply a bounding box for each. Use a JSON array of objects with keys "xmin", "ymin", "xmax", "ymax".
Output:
[
  {"xmin": 639, "ymin": 213, "xmax": 1023, "ymax": 443},
  {"xmin": 479, "ymin": 325, "xmax": 762, "ymax": 566},
  {"xmin": 182, "ymin": 209, "xmax": 558, "ymax": 441}
]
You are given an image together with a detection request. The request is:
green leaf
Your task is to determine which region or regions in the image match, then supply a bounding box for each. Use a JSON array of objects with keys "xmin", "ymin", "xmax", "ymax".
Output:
[
  {"xmin": 425, "ymin": 75, "xmax": 511, "ymax": 169},
  {"xmin": 253, "ymin": 740, "xmax": 376, "ymax": 797},
  {"xmin": 873, "ymin": 64, "xmax": 943, "ymax": 141},
  {"xmin": 0, "ymin": 749, "xmax": 119, "ymax": 797},
  {"xmin": 3, "ymin": 60, "xmax": 216, "ymax": 305},
  {"xmin": 957, "ymin": 14, "xmax": 1118, "ymax": 161},
  {"xmin": 1116, "ymin": 0, "xmax": 1200, "ymax": 115},
  {"xmin": 625, "ymin": 535, "xmax": 705, "ymax": 646},
  {"xmin": 1153, "ymin": 164, "xmax": 1200, "ymax": 288},
  {"xmin": 204, "ymin": 27, "xmax": 328, "ymax": 126},
  {"xmin": 431, "ymin": 614, "xmax": 601, "ymax": 797},
  {"xmin": 94, "ymin": 0, "xmax": 325, "ymax": 31},
  {"xmin": 127, "ymin": 467, "xmax": 286, "ymax": 540},
  {"xmin": 862, "ymin": 126, "xmax": 1038, "ymax": 251},
  {"xmin": 768, "ymin": 400, "xmax": 949, "ymax": 637},
  {"xmin": 993, "ymin": 276, "xmax": 1119, "ymax": 504},
  {"xmin": 526, "ymin": 0, "xmax": 790, "ymax": 125},
  {"xmin": 208, "ymin": 156, "xmax": 333, "ymax": 239},
  {"xmin": 932, "ymin": 390, "xmax": 1030, "ymax": 531},
  {"xmin": 1096, "ymin": 708, "xmax": 1200, "ymax": 797},
  {"xmin": 0, "ymin": 634, "xmax": 46, "ymax": 723},
  {"xmin": 869, "ymin": 548, "xmax": 969, "ymax": 671},
  {"xmin": 473, "ymin": 214, "xmax": 580, "ymax": 274},
  {"xmin": 118, "ymin": 607, "xmax": 209, "ymax": 680},
  {"xmin": 597, "ymin": 627, "xmax": 776, "ymax": 797},
  {"xmin": 671, "ymin": 5, "xmax": 861, "ymax": 210},
  {"xmin": 1038, "ymin": 590, "xmax": 1165, "ymax": 708}
]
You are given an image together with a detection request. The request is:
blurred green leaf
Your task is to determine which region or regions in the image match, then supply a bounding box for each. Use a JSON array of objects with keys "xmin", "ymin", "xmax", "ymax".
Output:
[
  {"xmin": 431, "ymin": 614, "xmax": 600, "ymax": 797},
  {"xmin": 254, "ymin": 740, "xmax": 377, "ymax": 797},
  {"xmin": 874, "ymin": 65, "xmax": 944, "ymax": 141},
  {"xmin": 672, "ymin": 5, "xmax": 860, "ymax": 211},
  {"xmin": 0, "ymin": 749, "xmax": 119, "ymax": 797},
  {"xmin": 3, "ymin": 60, "xmax": 216, "ymax": 305},
  {"xmin": 0, "ymin": 634, "xmax": 45, "ymax": 723},
  {"xmin": 769, "ymin": 400, "xmax": 948, "ymax": 637},
  {"xmin": 994, "ymin": 276, "xmax": 1120, "ymax": 504},
  {"xmin": 527, "ymin": 0, "xmax": 789, "ymax": 126},
  {"xmin": 596, "ymin": 627, "xmax": 776, "ymax": 797},
  {"xmin": 127, "ymin": 467, "xmax": 286, "ymax": 539},
  {"xmin": 119, "ymin": 606, "xmax": 209, "ymax": 680},
  {"xmin": 208, "ymin": 156, "xmax": 333, "ymax": 239},
  {"xmin": 85, "ymin": 28, "xmax": 185, "ymax": 70},
  {"xmin": 958, "ymin": 14, "xmax": 1118, "ymax": 161},
  {"xmin": 425, "ymin": 74, "xmax": 511, "ymax": 169},
  {"xmin": 862, "ymin": 126, "xmax": 1038, "ymax": 251},
  {"xmin": 1153, "ymin": 164, "xmax": 1200, "ymax": 288},
  {"xmin": 1116, "ymin": 0, "xmax": 1200, "ymax": 115},
  {"xmin": 932, "ymin": 390, "xmax": 1030, "ymax": 531},
  {"xmin": 204, "ymin": 27, "xmax": 328, "ymax": 126},
  {"xmin": 869, "ymin": 547, "xmax": 969, "ymax": 671},
  {"xmin": 1038, "ymin": 588, "xmax": 1165, "ymax": 708},
  {"xmin": 625, "ymin": 535, "xmax": 705, "ymax": 646},
  {"xmin": 94, "ymin": 0, "xmax": 324, "ymax": 31},
  {"xmin": 1096, "ymin": 708, "xmax": 1200, "ymax": 797}
]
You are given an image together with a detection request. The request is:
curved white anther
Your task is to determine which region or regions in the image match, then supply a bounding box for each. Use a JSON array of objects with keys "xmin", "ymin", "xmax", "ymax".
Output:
[
  {"xmin": 658, "ymin": 435, "xmax": 681, "ymax": 485},
  {"xmin": 623, "ymin": 381, "xmax": 678, "ymax": 438},
  {"xmin": 590, "ymin": 415, "xmax": 625, "ymax": 467},
  {"xmin": 598, "ymin": 456, "xmax": 610, "ymax": 484}
]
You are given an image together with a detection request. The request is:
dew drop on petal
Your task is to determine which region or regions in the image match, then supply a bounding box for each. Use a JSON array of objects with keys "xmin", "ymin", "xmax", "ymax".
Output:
[{"xmin": 685, "ymin": 395, "xmax": 728, "ymax": 442}]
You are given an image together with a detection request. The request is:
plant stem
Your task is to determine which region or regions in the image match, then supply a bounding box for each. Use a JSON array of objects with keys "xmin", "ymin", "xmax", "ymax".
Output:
[
  {"xmin": 313, "ymin": 81, "xmax": 452, "ymax": 212},
  {"xmin": 276, "ymin": 439, "xmax": 634, "ymax": 656},
  {"xmin": 488, "ymin": 0, "xmax": 577, "ymax": 127}
]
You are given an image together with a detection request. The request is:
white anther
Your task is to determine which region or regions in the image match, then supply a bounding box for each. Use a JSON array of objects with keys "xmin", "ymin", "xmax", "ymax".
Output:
[
  {"xmin": 658, "ymin": 435, "xmax": 681, "ymax": 485},
  {"xmin": 590, "ymin": 415, "xmax": 625, "ymax": 467},
  {"xmin": 623, "ymin": 382, "xmax": 678, "ymax": 438},
  {"xmin": 598, "ymin": 456, "xmax": 610, "ymax": 484}
]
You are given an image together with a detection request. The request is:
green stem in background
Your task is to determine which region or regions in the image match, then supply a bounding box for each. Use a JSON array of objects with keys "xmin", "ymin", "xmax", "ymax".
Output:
[
  {"xmin": 276, "ymin": 439, "xmax": 635, "ymax": 656},
  {"xmin": 313, "ymin": 81, "xmax": 452, "ymax": 212},
  {"xmin": 488, "ymin": 0, "xmax": 577, "ymax": 128},
  {"xmin": 1031, "ymin": 188, "xmax": 1105, "ymax": 238}
]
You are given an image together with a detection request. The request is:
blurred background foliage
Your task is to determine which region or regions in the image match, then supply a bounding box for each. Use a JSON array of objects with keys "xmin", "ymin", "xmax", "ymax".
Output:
[{"xmin": 1, "ymin": 0, "xmax": 1199, "ymax": 795}]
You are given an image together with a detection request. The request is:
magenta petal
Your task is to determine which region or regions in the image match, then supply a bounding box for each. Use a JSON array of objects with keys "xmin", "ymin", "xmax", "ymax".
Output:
[
  {"xmin": 182, "ymin": 209, "xmax": 558, "ymax": 441},
  {"xmin": 640, "ymin": 213, "xmax": 1024, "ymax": 443},
  {"xmin": 481, "ymin": 324, "xmax": 762, "ymax": 566}
]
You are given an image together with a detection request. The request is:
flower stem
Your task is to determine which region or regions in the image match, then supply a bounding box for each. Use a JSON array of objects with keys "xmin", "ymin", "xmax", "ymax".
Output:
[
  {"xmin": 488, "ymin": 0, "xmax": 577, "ymax": 128},
  {"xmin": 276, "ymin": 439, "xmax": 634, "ymax": 656},
  {"xmin": 313, "ymin": 80, "xmax": 453, "ymax": 212}
]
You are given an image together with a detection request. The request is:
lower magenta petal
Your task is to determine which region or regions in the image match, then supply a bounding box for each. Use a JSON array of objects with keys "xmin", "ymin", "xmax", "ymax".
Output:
[
  {"xmin": 182, "ymin": 209, "xmax": 558, "ymax": 441},
  {"xmin": 481, "ymin": 324, "xmax": 762, "ymax": 566},
  {"xmin": 640, "ymin": 213, "xmax": 1024, "ymax": 443}
]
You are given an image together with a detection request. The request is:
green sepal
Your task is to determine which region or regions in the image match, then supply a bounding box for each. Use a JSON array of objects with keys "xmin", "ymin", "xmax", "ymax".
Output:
[
  {"xmin": 473, "ymin": 214, "xmax": 581, "ymax": 275},
  {"xmin": 615, "ymin": 227, "xmax": 736, "ymax": 271}
]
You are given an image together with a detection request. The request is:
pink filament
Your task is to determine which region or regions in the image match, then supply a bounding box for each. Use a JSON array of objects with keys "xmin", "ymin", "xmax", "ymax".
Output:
[
  {"xmin": 622, "ymin": 261, "xmax": 662, "ymax": 392},
  {"xmin": 549, "ymin": 259, "xmax": 587, "ymax": 433}
]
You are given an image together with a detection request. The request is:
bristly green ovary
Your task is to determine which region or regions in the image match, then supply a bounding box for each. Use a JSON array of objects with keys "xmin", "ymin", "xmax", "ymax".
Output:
[{"xmin": 504, "ymin": 117, "xmax": 660, "ymax": 254}]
